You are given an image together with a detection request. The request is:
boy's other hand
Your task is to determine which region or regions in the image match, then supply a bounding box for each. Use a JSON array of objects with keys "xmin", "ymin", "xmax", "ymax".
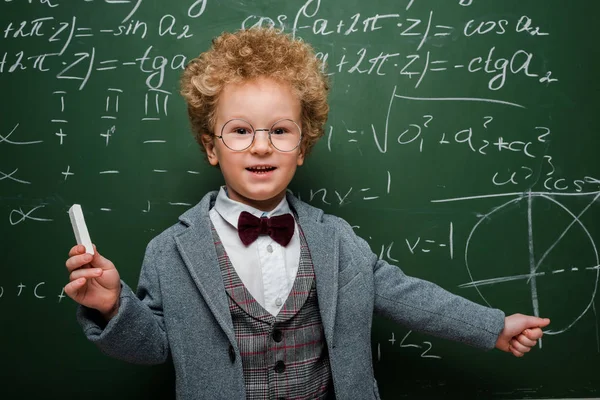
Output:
[
  {"xmin": 495, "ymin": 313, "xmax": 550, "ymax": 357},
  {"xmin": 65, "ymin": 244, "xmax": 121, "ymax": 320}
]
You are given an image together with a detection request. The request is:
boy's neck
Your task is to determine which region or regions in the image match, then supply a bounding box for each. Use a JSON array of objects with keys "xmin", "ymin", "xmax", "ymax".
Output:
[{"xmin": 224, "ymin": 187, "xmax": 287, "ymax": 212}]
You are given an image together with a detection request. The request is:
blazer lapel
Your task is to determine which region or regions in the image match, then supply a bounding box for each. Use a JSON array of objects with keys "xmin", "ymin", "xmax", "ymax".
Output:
[
  {"xmin": 174, "ymin": 197, "xmax": 237, "ymax": 347},
  {"xmin": 295, "ymin": 210, "xmax": 339, "ymax": 347}
]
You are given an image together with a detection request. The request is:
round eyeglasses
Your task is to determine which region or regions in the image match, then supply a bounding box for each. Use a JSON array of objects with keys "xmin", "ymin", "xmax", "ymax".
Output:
[{"xmin": 215, "ymin": 118, "xmax": 302, "ymax": 152}]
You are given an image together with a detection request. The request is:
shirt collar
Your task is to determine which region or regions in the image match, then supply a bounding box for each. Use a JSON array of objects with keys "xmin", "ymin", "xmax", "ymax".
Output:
[{"xmin": 213, "ymin": 186, "xmax": 292, "ymax": 230}]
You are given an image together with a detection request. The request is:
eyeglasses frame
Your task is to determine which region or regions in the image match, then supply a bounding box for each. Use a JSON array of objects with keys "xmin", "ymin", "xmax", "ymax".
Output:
[{"xmin": 214, "ymin": 118, "xmax": 303, "ymax": 152}]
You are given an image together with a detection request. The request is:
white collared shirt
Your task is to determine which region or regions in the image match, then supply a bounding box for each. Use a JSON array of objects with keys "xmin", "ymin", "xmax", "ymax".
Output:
[{"xmin": 209, "ymin": 187, "xmax": 300, "ymax": 316}]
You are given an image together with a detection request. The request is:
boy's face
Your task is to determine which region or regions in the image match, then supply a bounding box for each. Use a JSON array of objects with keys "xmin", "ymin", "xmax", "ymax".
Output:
[{"xmin": 203, "ymin": 77, "xmax": 305, "ymax": 211}]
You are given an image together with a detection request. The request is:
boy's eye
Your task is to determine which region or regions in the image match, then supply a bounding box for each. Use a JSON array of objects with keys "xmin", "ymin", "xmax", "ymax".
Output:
[
  {"xmin": 233, "ymin": 127, "xmax": 251, "ymax": 135},
  {"xmin": 271, "ymin": 128, "xmax": 287, "ymax": 135}
]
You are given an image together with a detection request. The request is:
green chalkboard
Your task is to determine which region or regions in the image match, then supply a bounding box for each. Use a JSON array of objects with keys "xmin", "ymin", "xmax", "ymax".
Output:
[{"xmin": 1, "ymin": 0, "xmax": 599, "ymax": 399}]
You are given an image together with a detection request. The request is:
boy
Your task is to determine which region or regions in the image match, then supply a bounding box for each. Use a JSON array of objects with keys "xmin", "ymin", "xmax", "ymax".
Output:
[{"xmin": 65, "ymin": 28, "xmax": 550, "ymax": 400}]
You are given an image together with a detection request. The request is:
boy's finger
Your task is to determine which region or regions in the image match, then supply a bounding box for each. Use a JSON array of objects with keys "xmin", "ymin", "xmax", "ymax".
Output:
[
  {"xmin": 68, "ymin": 244, "xmax": 87, "ymax": 257},
  {"xmin": 89, "ymin": 247, "xmax": 114, "ymax": 270},
  {"xmin": 523, "ymin": 327, "xmax": 544, "ymax": 340},
  {"xmin": 515, "ymin": 333, "xmax": 536, "ymax": 347},
  {"xmin": 509, "ymin": 344, "xmax": 524, "ymax": 357},
  {"xmin": 510, "ymin": 339, "xmax": 531, "ymax": 354},
  {"xmin": 70, "ymin": 267, "xmax": 103, "ymax": 281},
  {"xmin": 64, "ymin": 278, "xmax": 86, "ymax": 298},
  {"xmin": 65, "ymin": 253, "xmax": 93, "ymax": 272},
  {"xmin": 532, "ymin": 317, "xmax": 551, "ymax": 328}
]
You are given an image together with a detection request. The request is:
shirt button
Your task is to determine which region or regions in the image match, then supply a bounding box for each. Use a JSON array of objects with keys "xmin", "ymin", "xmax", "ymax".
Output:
[
  {"xmin": 267, "ymin": 244, "xmax": 273, "ymax": 253},
  {"xmin": 274, "ymin": 360, "xmax": 286, "ymax": 373},
  {"xmin": 275, "ymin": 297, "xmax": 283, "ymax": 307}
]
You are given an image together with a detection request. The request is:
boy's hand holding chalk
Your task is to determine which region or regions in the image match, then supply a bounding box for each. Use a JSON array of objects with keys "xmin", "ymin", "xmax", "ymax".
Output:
[
  {"xmin": 68, "ymin": 204, "xmax": 94, "ymax": 255},
  {"xmin": 65, "ymin": 204, "xmax": 121, "ymax": 319}
]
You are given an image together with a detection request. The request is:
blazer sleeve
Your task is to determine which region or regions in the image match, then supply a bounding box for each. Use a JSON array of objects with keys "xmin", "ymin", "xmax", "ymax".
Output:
[
  {"xmin": 76, "ymin": 238, "xmax": 170, "ymax": 365},
  {"xmin": 340, "ymin": 217, "xmax": 505, "ymax": 350}
]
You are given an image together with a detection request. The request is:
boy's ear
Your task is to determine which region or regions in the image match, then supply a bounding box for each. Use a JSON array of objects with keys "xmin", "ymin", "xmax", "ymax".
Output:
[
  {"xmin": 296, "ymin": 149, "xmax": 305, "ymax": 166},
  {"xmin": 296, "ymin": 142, "xmax": 306, "ymax": 166},
  {"xmin": 201, "ymin": 135, "xmax": 219, "ymax": 166}
]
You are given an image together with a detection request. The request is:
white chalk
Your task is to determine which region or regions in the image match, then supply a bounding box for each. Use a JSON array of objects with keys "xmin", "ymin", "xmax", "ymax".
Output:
[{"xmin": 68, "ymin": 204, "xmax": 94, "ymax": 255}]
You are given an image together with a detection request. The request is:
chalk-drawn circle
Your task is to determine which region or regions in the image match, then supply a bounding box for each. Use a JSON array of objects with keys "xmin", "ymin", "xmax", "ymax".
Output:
[{"xmin": 463, "ymin": 194, "xmax": 599, "ymax": 335}]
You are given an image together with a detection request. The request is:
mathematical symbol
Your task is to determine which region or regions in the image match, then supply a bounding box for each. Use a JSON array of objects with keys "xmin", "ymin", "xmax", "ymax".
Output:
[
  {"xmin": 406, "ymin": 237, "xmax": 420, "ymax": 254},
  {"xmin": 102, "ymin": 88, "xmax": 122, "ymax": 119},
  {"xmin": 416, "ymin": 10, "xmax": 433, "ymax": 51},
  {"xmin": 75, "ymin": 27, "xmax": 93, "ymax": 38},
  {"xmin": 55, "ymin": 128, "xmax": 67, "ymax": 145},
  {"xmin": 57, "ymin": 288, "xmax": 66, "ymax": 303},
  {"xmin": 0, "ymin": 168, "xmax": 31, "ymax": 184},
  {"xmin": 493, "ymin": 137, "xmax": 510, "ymax": 151},
  {"xmin": 101, "ymin": 125, "xmax": 116, "ymax": 146},
  {"xmin": 0, "ymin": 124, "xmax": 44, "ymax": 145},
  {"xmin": 56, "ymin": 47, "xmax": 96, "ymax": 90},
  {"xmin": 52, "ymin": 90, "xmax": 67, "ymax": 112},
  {"xmin": 97, "ymin": 59, "xmax": 119, "ymax": 71},
  {"xmin": 9, "ymin": 205, "xmax": 53, "ymax": 225},
  {"xmin": 361, "ymin": 188, "xmax": 379, "ymax": 201},
  {"xmin": 540, "ymin": 71, "xmax": 559, "ymax": 85},
  {"xmin": 389, "ymin": 332, "xmax": 396, "ymax": 345},
  {"xmin": 433, "ymin": 25, "xmax": 453, "ymax": 36},
  {"xmin": 17, "ymin": 283, "xmax": 26, "ymax": 296},
  {"xmin": 429, "ymin": 60, "xmax": 448, "ymax": 72},
  {"xmin": 62, "ymin": 165, "xmax": 74, "ymax": 180},
  {"xmin": 415, "ymin": 51, "xmax": 430, "ymax": 88},
  {"xmin": 142, "ymin": 88, "xmax": 171, "ymax": 121}
]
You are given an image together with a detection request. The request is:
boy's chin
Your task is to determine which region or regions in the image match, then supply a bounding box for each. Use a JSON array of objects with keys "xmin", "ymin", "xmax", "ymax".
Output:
[
  {"xmin": 249, "ymin": 192, "xmax": 286, "ymax": 203},
  {"xmin": 241, "ymin": 185, "xmax": 287, "ymax": 199},
  {"xmin": 226, "ymin": 186, "xmax": 287, "ymax": 208}
]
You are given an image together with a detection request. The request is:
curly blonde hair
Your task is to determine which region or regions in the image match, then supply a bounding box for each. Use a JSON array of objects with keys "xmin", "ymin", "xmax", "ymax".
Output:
[{"xmin": 180, "ymin": 27, "xmax": 329, "ymax": 158}]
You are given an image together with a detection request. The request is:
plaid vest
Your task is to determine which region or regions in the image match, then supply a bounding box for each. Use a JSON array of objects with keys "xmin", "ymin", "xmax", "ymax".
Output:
[{"xmin": 211, "ymin": 222, "xmax": 332, "ymax": 400}]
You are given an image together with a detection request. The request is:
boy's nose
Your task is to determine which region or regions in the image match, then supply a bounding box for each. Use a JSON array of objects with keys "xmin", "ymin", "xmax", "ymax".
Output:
[{"xmin": 250, "ymin": 130, "xmax": 273, "ymax": 154}]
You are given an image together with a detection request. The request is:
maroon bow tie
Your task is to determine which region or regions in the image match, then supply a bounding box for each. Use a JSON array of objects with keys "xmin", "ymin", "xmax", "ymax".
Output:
[{"xmin": 237, "ymin": 211, "xmax": 295, "ymax": 247}]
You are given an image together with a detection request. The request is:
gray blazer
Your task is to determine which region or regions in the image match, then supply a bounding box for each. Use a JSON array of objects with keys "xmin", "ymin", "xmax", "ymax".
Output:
[{"xmin": 78, "ymin": 191, "xmax": 505, "ymax": 400}]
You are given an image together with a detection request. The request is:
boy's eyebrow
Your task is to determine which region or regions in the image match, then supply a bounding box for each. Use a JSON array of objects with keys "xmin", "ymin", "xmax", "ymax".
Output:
[{"xmin": 221, "ymin": 116, "xmax": 301, "ymax": 125}]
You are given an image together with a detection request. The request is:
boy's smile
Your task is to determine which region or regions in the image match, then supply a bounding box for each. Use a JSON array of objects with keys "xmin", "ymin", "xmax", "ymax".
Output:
[
  {"xmin": 246, "ymin": 164, "xmax": 276, "ymax": 174},
  {"xmin": 204, "ymin": 77, "xmax": 305, "ymax": 211}
]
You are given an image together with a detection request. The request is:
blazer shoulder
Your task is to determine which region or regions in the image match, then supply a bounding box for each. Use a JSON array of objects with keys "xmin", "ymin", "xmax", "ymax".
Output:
[
  {"xmin": 287, "ymin": 191, "xmax": 361, "ymax": 235},
  {"xmin": 287, "ymin": 191, "xmax": 352, "ymax": 228},
  {"xmin": 147, "ymin": 223, "xmax": 181, "ymax": 248},
  {"xmin": 321, "ymin": 213, "xmax": 355, "ymax": 235},
  {"xmin": 146, "ymin": 190, "xmax": 217, "ymax": 251}
]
